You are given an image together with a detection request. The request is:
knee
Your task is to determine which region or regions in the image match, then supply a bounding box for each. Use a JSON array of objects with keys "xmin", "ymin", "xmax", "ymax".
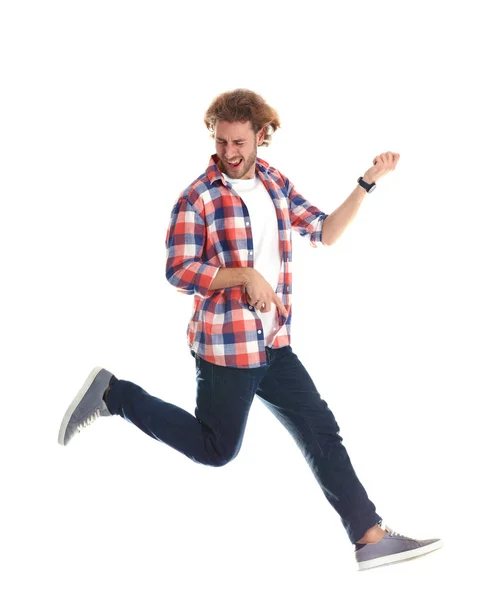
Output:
[
  {"xmin": 205, "ymin": 441, "xmax": 240, "ymax": 467},
  {"xmin": 209, "ymin": 456, "xmax": 232, "ymax": 468},
  {"xmin": 208, "ymin": 448, "xmax": 238, "ymax": 467}
]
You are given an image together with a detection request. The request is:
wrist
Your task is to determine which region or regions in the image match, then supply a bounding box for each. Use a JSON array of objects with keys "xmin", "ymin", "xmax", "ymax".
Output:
[
  {"xmin": 241, "ymin": 267, "xmax": 254, "ymax": 286},
  {"xmin": 358, "ymin": 175, "xmax": 377, "ymax": 194}
]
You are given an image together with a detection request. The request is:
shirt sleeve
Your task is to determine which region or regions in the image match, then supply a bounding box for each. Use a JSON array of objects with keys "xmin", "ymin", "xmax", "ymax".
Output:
[
  {"xmin": 284, "ymin": 176, "xmax": 329, "ymax": 248},
  {"xmin": 165, "ymin": 195, "xmax": 221, "ymax": 297}
]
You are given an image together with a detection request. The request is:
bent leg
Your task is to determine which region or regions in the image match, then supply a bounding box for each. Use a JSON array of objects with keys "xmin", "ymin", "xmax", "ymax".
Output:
[
  {"xmin": 257, "ymin": 346, "xmax": 381, "ymax": 544},
  {"xmin": 105, "ymin": 352, "xmax": 264, "ymax": 467}
]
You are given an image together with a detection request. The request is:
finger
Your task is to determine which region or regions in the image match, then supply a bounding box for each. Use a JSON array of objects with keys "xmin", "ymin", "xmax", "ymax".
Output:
[
  {"xmin": 274, "ymin": 295, "xmax": 289, "ymax": 318},
  {"xmin": 381, "ymin": 152, "xmax": 392, "ymax": 170}
]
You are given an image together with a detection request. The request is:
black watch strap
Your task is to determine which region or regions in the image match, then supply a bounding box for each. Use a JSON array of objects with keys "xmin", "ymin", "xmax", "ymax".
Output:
[{"xmin": 358, "ymin": 176, "xmax": 376, "ymax": 193}]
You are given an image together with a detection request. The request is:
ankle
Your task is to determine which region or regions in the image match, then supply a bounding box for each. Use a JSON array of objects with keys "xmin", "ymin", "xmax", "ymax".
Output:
[
  {"xmin": 103, "ymin": 375, "xmax": 118, "ymax": 402},
  {"xmin": 357, "ymin": 524, "xmax": 386, "ymax": 544},
  {"xmin": 103, "ymin": 382, "xmax": 113, "ymax": 402}
]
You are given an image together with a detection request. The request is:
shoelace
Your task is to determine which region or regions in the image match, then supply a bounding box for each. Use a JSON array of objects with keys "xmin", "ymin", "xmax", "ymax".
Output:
[
  {"xmin": 77, "ymin": 409, "xmax": 101, "ymax": 431},
  {"xmin": 385, "ymin": 524, "xmax": 417, "ymax": 541}
]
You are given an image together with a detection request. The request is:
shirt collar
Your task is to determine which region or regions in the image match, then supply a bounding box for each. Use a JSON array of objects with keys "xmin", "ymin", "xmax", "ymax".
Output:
[{"xmin": 206, "ymin": 154, "xmax": 271, "ymax": 186}]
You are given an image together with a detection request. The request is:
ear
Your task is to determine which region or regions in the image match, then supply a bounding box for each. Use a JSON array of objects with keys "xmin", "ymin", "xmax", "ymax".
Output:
[{"xmin": 257, "ymin": 127, "xmax": 266, "ymax": 146}]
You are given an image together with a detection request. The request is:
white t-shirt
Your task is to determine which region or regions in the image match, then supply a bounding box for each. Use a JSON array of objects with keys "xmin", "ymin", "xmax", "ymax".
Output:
[{"xmin": 223, "ymin": 173, "xmax": 282, "ymax": 347}]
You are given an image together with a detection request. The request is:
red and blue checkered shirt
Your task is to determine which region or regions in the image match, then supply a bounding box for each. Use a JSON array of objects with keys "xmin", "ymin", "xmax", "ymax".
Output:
[{"xmin": 165, "ymin": 154, "xmax": 329, "ymax": 368}]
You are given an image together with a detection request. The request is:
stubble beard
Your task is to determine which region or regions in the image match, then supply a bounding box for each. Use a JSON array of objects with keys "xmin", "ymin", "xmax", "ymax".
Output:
[{"xmin": 221, "ymin": 147, "xmax": 257, "ymax": 179}]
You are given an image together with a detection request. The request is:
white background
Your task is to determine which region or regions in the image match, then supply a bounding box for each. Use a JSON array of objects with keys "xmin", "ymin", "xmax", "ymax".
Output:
[{"xmin": 1, "ymin": 0, "xmax": 492, "ymax": 598}]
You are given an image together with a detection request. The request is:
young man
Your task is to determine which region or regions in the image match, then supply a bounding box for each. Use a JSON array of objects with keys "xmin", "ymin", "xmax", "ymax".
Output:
[{"xmin": 58, "ymin": 89, "xmax": 442, "ymax": 571}]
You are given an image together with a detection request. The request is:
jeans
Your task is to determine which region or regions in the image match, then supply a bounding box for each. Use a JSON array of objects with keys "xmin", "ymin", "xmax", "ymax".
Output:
[{"xmin": 105, "ymin": 345, "xmax": 381, "ymax": 544}]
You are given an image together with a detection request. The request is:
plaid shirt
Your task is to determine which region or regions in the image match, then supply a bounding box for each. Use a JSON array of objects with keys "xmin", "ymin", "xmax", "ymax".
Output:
[{"xmin": 165, "ymin": 154, "xmax": 329, "ymax": 368}]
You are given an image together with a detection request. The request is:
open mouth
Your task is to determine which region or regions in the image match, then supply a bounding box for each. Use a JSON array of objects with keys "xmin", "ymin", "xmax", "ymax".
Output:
[{"xmin": 226, "ymin": 159, "xmax": 242, "ymax": 169}]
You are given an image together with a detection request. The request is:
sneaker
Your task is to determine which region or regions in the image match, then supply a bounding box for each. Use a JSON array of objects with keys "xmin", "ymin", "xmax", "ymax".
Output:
[
  {"xmin": 355, "ymin": 523, "xmax": 443, "ymax": 571},
  {"xmin": 58, "ymin": 367, "xmax": 116, "ymax": 446}
]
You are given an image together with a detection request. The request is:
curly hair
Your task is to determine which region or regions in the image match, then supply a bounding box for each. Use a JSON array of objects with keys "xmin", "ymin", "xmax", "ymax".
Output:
[{"xmin": 204, "ymin": 89, "xmax": 281, "ymax": 147}]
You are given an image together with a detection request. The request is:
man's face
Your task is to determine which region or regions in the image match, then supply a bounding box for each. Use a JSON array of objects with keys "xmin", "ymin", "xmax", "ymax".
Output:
[{"xmin": 215, "ymin": 120, "xmax": 264, "ymax": 180}]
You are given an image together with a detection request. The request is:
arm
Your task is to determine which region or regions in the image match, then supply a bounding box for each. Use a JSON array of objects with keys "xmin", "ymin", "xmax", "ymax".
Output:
[
  {"xmin": 209, "ymin": 267, "xmax": 251, "ymax": 291},
  {"xmin": 165, "ymin": 195, "xmax": 220, "ymax": 297},
  {"xmin": 165, "ymin": 196, "xmax": 287, "ymax": 315},
  {"xmin": 286, "ymin": 181, "xmax": 329, "ymax": 249},
  {"xmin": 321, "ymin": 185, "xmax": 367, "ymax": 246},
  {"xmin": 322, "ymin": 151, "xmax": 401, "ymax": 246},
  {"xmin": 210, "ymin": 267, "xmax": 289, "ymax": 317}
]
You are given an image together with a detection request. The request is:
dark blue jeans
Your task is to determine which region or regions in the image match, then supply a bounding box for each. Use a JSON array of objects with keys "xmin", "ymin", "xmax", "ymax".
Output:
[{"xmin": 105, "ymin": 345, "xmax": 381, "ymax": 544}]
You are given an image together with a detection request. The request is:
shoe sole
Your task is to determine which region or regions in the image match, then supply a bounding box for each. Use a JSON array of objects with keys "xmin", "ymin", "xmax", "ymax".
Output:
[
  {"xmin": 357, "ymin": 539, "xmax": 444, "ymax": 571},
  {"xmin": 58, "ymin": 366, "xmax": 108, "ymax": 446}
]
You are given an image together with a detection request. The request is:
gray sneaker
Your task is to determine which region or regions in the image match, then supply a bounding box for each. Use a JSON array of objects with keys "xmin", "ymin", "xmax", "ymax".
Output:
[
  {"xmin": 58, "ymin": 367, "xmax": 115, "ymax": 446},
  {"xmin": 355, "ymin": 523, "xmax": 443, "ymax": 571}
]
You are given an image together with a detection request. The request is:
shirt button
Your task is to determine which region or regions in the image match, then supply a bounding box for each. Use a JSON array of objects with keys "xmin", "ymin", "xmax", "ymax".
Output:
[
  {"xmin": 249, "ymin": 306, "xmax": 254, "ymax": 310},
  {"xmin": 246, "ymin": 221, "xmax": 250, "ymax": 226},
  {"xmin": 286, "ymin": 286, "xmax": 290, "ymax": 292},
  {"xmin": 249, "ymin": 251, "xmax": 253, "ymax": 256},
  {"xmin": 257, "ymin": 330, "xmax": 262, "ymax": 334}
]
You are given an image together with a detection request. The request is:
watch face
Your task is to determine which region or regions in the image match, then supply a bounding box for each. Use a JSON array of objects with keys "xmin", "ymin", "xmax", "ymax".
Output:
[{"xmin": 368, "ymin": 185, "xmax": 376, "ymax": 193}]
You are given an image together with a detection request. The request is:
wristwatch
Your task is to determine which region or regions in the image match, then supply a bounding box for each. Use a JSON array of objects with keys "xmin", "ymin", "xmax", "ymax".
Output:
[{"xmin": 357, "ymin": 176, "xmax": 376, "ymax": 193}]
